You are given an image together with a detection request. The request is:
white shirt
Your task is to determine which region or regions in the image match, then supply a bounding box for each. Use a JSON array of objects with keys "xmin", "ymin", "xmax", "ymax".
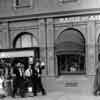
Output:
[
  {"xmin": 25, "ymin": 68, "xmax": 32, "ymax": 77},
  {"xmin": 0, "ymin": 78, "xmax": 3, "ymax": 89},
  {"xmin": 19, "ymin": 69, "xmax": 22, "ymax": 76}
]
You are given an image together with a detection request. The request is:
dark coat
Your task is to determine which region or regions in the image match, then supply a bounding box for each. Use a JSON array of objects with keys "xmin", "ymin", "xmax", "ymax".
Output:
[
  {"xmin": 13, "ymin": 67, "xmax": 25, "ymax": 87},
  {"xmin": 94, "ymin": 65, "xmax": 100, "ymax": 92}
]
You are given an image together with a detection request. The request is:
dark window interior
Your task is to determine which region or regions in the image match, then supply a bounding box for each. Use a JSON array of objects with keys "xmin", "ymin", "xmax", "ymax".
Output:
[
  {"xmin": 57, "ymin": 54, "xmax": 85, "ymax": 74},
  {"xmin": 16, "ymin": 0, "xmax": 19, "ymax": 6},
  {"xmin": 55, "ymin": 28, "xmax": 85, "ymax": 75}
]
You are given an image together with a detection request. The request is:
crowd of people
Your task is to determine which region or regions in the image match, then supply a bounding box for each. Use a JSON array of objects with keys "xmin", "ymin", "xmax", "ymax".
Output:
[
  {"xmin": 0, "ymin": 58, "xmax": 46, "ymax": 98},
  {"xmin": 2, "ymin": 55, "xmax": 100, "ymax": 97}
]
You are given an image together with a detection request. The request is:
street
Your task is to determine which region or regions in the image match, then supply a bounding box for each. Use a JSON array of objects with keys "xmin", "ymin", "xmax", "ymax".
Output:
[{"xmin": 2, "ymin": 91, "xmax": 100, "ymax": 100}]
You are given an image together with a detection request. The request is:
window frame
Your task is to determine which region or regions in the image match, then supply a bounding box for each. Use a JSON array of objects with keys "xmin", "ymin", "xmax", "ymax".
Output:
[
  {"xmin": 57, "ymin": 54, "xmax": 86, "ymax": 75},
  {"xmin": 13, "ymin": 0, "xmax": 33, "ymax": 9},
  {"xmin": 13, "ymin": 32, "xmax": 38, "ymax": 48},
  {"xmin": 55, "ymin": 28, "xmax": 86, "ymax": 75}
]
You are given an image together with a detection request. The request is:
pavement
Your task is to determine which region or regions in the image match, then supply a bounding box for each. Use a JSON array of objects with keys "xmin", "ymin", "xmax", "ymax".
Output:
[{"xmin": 2, "ymin": 91, "xmax": 100, "ymax": 100}]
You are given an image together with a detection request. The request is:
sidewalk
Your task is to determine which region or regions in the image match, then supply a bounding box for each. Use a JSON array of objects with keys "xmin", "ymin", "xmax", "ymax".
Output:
[{"xmin": 2, "ymin": 91, "xmax": 100, "ymax": 100}]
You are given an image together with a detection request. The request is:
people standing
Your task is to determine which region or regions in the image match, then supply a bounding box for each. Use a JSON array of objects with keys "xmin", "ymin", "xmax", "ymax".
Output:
[
  {"xmin": 12, "ymin": 62, "xmax": 25, "ymax": 98},
  {"xmin": 25, "ymin": 64, "xmax": 32, "ymax": 80},
  {"xmin": 94, "ymin": 54, "xmax": 100, "ymax": 96},
  {"xmin": 24, "ymin": 64, "xmax": 33, "ymax": 92},
  {"xmin": 31, "ymin": 59, "xmax": 46, "ymax": 96},
  {"xmin": 4, "ymin": 62, "xmax": 12, "ymax": 96},
  {"xmin": 94, "ymin": 63, "xmax": 100, "ymax": 95}
]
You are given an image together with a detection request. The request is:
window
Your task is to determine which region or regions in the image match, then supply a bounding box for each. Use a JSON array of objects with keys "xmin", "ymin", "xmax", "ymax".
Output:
[
  {"xmin": 58, "ymin": 0, "xmax": 78, "ymax": 3},
  {"xmin": 14, "ymin": 0, "xmax": 33, "ymax": 8},
  {"xmin": 13, "ymin": 32, "xmax": 38, "ymax": 48},
  {"xmin": 55, "ymin": 28, "xmax": 85, "ymax": 75},
  {"xmin": 16, "ymin": 0, "xmax": 19, "ymax": 6},
  {"xmin": 57, "ymin": 54, "xmax": 85, "ymax": 74}
]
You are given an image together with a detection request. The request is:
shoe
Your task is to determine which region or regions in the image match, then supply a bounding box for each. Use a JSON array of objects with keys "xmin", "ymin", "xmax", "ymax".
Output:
[
  {"xmin": 0, "ymin": 95, "xmax": 6, "ymax": 98},
  {"xmin": 12, "ymin": 95, "xmax": 15, "ymax": 98},
  {"xmin": 96, "ymin": 91, "xmax": 100, "ymax": 96},
  {"xmin": 33, "ymin": 93, "xmax": 37, "ymax": 96},
  {"xmin": 21, "ymin": 96, "xmax": 25, "ymax": 98},
  {"xmin": 20, "ymin": 94, "xmax": 25, "ymax": 98},
  {"xmin": 93, "ymin": 91, "xmax": 97, "ymax": 96},
  {"xmin": 42, "ymin": 92, "xmax": 46, "ymax": 95}
]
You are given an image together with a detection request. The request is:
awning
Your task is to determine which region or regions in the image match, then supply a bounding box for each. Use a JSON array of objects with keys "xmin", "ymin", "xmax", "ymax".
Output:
[
  {"xmin": 56, "ymin": 50, "xmax": 85, "ymax": 55},
  {"xmin": 0, "ymin": 50, "xmax": 34, "ymax": 58},
  {"xmin": 55, "ymin": 29, "xmax": 85, "ymax": 45},
  {"xmin": 55, "ymin": 41, "xmax": 84, "ymax": 51},
  {"xmin": 55, "ymin": 29, "xmax": 85, "ymax": 55}
]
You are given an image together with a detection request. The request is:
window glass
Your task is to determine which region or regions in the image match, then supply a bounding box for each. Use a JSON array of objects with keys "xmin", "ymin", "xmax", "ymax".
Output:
[
  {"xmin": 22, "ymin": 35, "xmax": 32, "ymax": 47},
  {"xmin": 15, "ymin": 33, "xmax": 38, "ymax": 48},
  {"xmin": 16, "ymin": 37, "xmax": 21, "ymax": 48},
  {"xmin": 57, "ymin": 55, "xmax": 85, "ymax": 74},
  {"xmin": 15, "ymin": 0, "xmax": 32, "ymax": 8}
]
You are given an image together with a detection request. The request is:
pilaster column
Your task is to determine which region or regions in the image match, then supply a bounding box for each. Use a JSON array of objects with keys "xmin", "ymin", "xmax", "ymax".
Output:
[
  {"xmin": 38, "ymin": 19, "xmax": 47, "ymax": 76},
  {"xmin": 46, "ymin": 18, "xmax": 55, "ymax": 76},
  {"xmin": 87, "ymin": 21, "xmax": 96, "ymax": 75},
  {"xmin": 1, "ymin": 22, "xmax": 9, "ymax": 49}
]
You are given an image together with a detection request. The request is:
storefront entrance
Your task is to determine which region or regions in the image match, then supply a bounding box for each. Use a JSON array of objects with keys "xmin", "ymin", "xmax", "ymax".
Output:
[{"xmin": 55, "ymin": 28, "xmax": 85, "ymax": 75}]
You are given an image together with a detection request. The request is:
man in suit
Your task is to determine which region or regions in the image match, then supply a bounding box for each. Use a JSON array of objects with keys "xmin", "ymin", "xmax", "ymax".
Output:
[
  {"xmin": 12, "ymin": 62, "xmax": 25, "ymax": 98},
  {"xmin": 31, "ymin": 59, "xmax": 46, "ymax": 96}
]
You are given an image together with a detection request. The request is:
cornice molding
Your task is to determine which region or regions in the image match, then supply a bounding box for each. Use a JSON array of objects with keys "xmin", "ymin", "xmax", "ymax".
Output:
[
  {"xmin": 9, "ymin": 25, "xmax": 38, "ymax": 31},
  {"xmin": 1, "ymin": 8, "xmax": 100, "ymax": 22}
]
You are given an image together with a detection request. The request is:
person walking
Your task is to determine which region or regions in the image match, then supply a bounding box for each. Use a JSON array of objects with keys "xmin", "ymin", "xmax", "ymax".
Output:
[
  {"xmin": 31, "ymin": 59, "xmax": 46, "ymax": 96},
  {"xmin": 94, "ymin": 55, "xmax": 100, "ymax": 96},
  {"xmin": 24, "ymin": 64, "xmax": 33, "ymax": 93},
  {"xmin": 25, "ymin": 64, "xmax": 32, "ymax": 80},
  {"xmin": 12, "ymin": 62, "xmax": 25, "ymax": 98}
]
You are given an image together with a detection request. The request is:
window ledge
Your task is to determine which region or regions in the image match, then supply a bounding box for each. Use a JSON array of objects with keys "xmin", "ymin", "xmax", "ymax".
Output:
[
  {"xmin": 15, "ymin": 5, "xmax": 32, "ymax": 8},
  {"xmin": 59, "ymin": 71, "xmax": 86, "ymax": 75}
]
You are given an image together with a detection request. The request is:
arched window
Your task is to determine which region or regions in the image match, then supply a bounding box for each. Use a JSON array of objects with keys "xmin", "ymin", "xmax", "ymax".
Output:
[
  {"xmin": 55, "ymin": 28, "xmax": 85, "ymax": 75},
  {"xmin": 13, "ymin": 32, "xmax": 38, "ymax": 48}
]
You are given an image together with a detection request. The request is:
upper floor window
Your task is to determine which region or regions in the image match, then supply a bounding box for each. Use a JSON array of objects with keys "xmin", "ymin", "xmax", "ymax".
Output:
[{"xmin": 14, "ymin": 0, "xmax": 33, "ymax": 8}]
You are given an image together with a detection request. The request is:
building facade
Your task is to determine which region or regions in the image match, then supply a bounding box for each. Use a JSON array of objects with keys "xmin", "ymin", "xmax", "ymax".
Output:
[{"xmin": 0, "ymin": 0, "xmax": 100, "ymax": 94}]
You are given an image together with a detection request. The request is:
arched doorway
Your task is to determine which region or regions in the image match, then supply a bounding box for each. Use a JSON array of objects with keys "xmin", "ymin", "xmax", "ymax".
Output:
[{"xmin": 55, "ymin": 28, "xmax": 85, "ymax": 75}]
